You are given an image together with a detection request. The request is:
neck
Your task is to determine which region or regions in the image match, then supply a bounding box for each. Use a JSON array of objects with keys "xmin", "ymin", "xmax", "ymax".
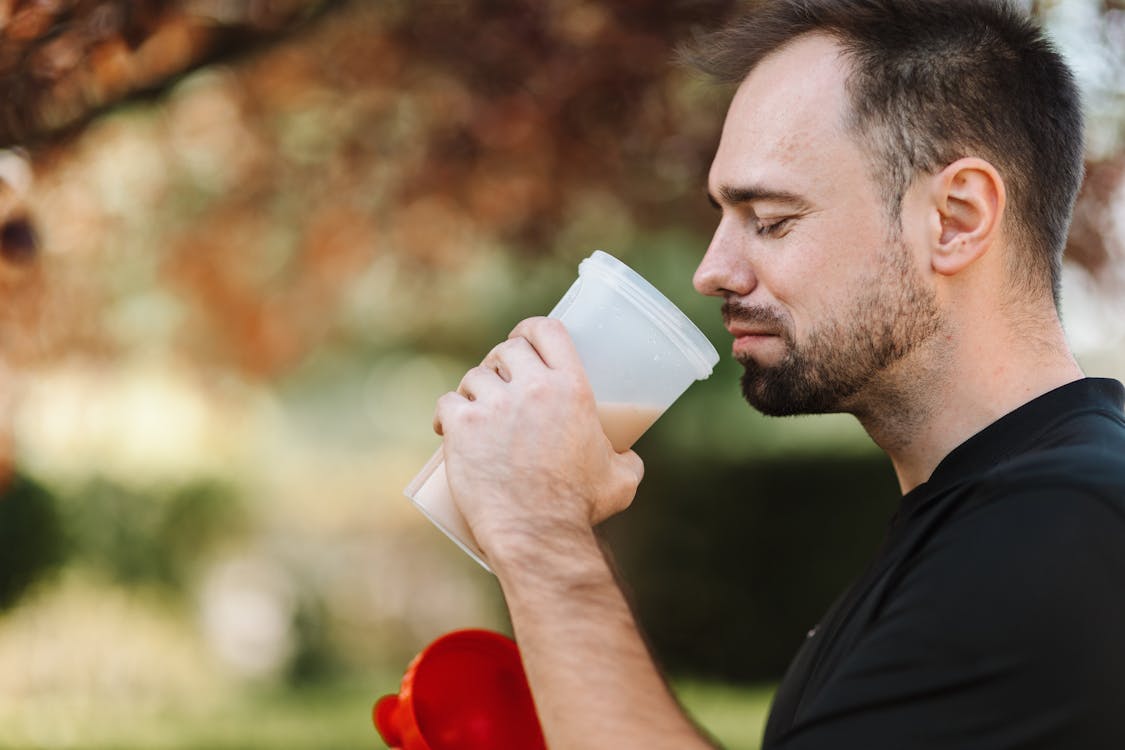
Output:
[{"xmin": 852, "ymin": 306, "xmax": 1084, "ymax": 494}]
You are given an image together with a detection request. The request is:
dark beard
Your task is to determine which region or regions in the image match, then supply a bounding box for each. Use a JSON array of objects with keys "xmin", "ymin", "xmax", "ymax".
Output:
[
  {"xmin": 740, "ymin": 341, "xmax": 854, "ymax": 416},
  {"xmin": 733, "ymin": 241, "xmax": 941, "ymax": 416}
]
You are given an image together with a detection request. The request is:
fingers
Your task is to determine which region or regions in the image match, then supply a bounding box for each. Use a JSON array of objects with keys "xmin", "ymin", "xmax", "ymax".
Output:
[
  {"xmin": 610, "ymin": 449, "xmax": 644, "ymax": 515},
  {"xmin": 591, "ymin": 450, "xmax": 645, "ymax": 526},
  {"xmin": 434, "ymin": 389, "xmax": 474, "ymax": 436},
  {"xmin": 616, "ymin": 449, "xmax": 645, "ymax": 485},
  {"xmin": 508, "ymin": 317, "xmax": 583, "ymax": 372},
  {"xmin": 457, "ymin": 363, "xmax": 504, "ymax": 401},
  {"xmin": 434, "ymin": 342, "xmax": 530, "ymax": 435},
  {"xmin": 433, "ymin": 317, "xmax": 581, "ymax": 436},
  {"xmin": 433, "ymin": 356, "xmax": 509, "ymax": 435},
  {"xmin": 481, "ymin": 335, "xmax": 542, "ymax": 380}
]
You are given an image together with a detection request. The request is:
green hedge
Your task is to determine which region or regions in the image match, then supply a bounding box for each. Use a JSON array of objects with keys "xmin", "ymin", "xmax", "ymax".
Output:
[
  {"xmin": 0, "ymin": 474, "xmax": 65, "ymax": 611},
  {"xmin": 602, "ymin": 452, "xmax": 899, "ymax": 682}
]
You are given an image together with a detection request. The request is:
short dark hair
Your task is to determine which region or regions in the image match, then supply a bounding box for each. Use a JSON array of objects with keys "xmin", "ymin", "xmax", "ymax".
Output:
[{"xmin": 682, "ymin": 0, "xmax": 1084, "ymax": 306}]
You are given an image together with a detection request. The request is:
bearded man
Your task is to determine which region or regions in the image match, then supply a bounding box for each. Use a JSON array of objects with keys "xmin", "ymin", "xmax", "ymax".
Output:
[{"xmin": 433, "ymin": 1, "xmax": 1125, "ymax": 747}]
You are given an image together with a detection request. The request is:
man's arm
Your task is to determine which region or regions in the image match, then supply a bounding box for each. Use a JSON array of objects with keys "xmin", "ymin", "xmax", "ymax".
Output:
[
  {"xmin": 434, "ymin": 317, "xmax": 716, "ymax": 750},
  {"xmin": 492, "ymin": 524, "xmax": 715, "ymax": 749}
]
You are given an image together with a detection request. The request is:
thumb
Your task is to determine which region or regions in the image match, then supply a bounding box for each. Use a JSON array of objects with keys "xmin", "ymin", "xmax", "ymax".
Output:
[
  {"xmin": 616, "ymin": 449, "xmax": 645, "ymax": 486},
  {"xmin": 603, "ymin": 449, "xmax": 645, "ymax": 519}
]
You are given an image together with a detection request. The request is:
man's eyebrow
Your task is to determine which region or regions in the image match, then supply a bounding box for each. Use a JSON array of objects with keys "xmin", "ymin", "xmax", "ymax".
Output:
[{"xmin": 707, "ymin": 184, "xmax": 812, "ymax": 211}]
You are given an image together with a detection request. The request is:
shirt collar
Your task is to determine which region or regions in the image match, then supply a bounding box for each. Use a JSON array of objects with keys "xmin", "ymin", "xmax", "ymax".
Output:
[{"xmin": 899, "ymin": 377, "xmax": 1125, "ymax": 520}]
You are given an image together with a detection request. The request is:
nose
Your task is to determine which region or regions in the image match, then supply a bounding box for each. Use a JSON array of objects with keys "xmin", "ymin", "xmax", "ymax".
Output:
[{"xmin": 693, "ymin": 219, "xmax": 757, "ymax": 299}]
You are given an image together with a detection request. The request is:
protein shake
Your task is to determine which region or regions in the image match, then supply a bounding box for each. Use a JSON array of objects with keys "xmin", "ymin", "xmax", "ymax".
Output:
[{"xmin": 404, "ymin": 251, "xmax": 719, "ymax": 572}]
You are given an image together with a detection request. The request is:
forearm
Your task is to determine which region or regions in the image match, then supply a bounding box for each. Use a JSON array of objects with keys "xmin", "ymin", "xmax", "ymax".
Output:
[
  {"xmin": 434, "ymin": 318, "xmax": 706, "ymax": 746},
  {"xmin": 490, "ymin": 526, "xmax": 717, "ymax": 750}
]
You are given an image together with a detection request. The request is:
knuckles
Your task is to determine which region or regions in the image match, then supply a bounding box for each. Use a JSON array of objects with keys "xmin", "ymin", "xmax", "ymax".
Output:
[
  {"xmin": 559, "ymin": 369, "xmax": 592, "ymax": 399},
  {"xmin": 521, "ymin": 377, "xmax": 554, "ymax": 400},
  {"xmin": 436, "ymin": 391, "xmax": 462, "ymax": 412},
  {"xmin": 468, "ymin": 363, "xmax": 496, "ymax": 381},
  {"xmin": 539, "ymin": 317, "xmax": 567, "ymax": 336},
  {"xmin": 510, "ymin": 315, "xmax": 555, "ymax": 338},
  {"xmin": 434, "ymin": 392, "xmax": 465, "ymax": 426},
  {"xmin": 485, "ymin": 341, "xmax": 508, "ymax": 362}
]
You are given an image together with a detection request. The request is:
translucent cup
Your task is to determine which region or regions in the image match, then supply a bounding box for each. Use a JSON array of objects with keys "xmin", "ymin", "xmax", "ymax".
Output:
[{"xmin": 404, "ymin": 251, "xmax": 719, "ymax": 571}]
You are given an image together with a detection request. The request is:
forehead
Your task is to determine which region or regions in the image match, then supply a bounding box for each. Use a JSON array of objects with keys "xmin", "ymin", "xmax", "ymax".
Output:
[{"xmin": 709, "ymin": 34, "xmax": 859, "ymax": 198}]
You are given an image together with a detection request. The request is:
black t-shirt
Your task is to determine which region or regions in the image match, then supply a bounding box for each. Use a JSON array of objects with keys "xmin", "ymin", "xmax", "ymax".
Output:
[{"xmin": 762, "ymin": 378, "xmax": 1125, "ymax": 749}]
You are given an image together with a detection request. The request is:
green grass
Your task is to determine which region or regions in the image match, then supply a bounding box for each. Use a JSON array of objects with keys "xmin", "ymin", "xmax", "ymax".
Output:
[
  {"xmin": 0, "ymin": 679, "xmax": 381, "ymax": 750},
  {"xmin": 0, "ymin": 676, "xmax": 772, "ymax": 749},
  {"xmin": 676, "ymin": 679, "xmax": 774, "ymax": 750}
]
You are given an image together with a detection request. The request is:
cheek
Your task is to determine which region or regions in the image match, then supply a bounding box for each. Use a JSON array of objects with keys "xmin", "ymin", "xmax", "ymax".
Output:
[
  {"xmin": 762, "ymin": 236, "xmax": 841, "ymax": 317},
  {"xmin": 778, "ymin": 242, "xmax": 882, "ymax": 340}
]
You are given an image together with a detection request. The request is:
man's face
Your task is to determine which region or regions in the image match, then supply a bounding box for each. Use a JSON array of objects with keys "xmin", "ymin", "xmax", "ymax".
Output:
[{"xmin": 694, "ymin": 34, "xmax": 942, "ymax": 416}]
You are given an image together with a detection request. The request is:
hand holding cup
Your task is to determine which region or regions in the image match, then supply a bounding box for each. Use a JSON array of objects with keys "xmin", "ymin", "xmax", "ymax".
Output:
[
  {"xmin": 434, "ymin": 317, "xmax": 646, "ymax": 565},
  {"xmin": 405, "ymin": 251, "xmax": 719, "ymax": 571}
]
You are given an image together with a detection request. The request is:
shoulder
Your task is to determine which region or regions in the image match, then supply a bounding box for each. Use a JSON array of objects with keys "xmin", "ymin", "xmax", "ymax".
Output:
[
  {"xmin": 777, "ymin": 408, "xmax": 1125, "ymax": 747},
  {"xmin": 871, "ymin": 467, "xmax": 1125, "ymax": 702},
  {"xmin": 785, "ymin": 479, "xmax": 1125, "ymax": 746},
  {"xmin": 884, "ymin": 401, "xmax": 1125, "ymax": 657},
  {"xmin": 897, "ymin": 467, "xmax": 1125, "ymax": 634},
  {"xmin": 989, "ymin": 432, "xmax": 1125, "ymax": 497},
  {"xmin": 799, "ymin": 478, "xmax": 1125, "ymax": 742}
]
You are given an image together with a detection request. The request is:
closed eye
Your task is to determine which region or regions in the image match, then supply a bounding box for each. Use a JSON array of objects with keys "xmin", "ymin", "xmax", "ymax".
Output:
[{"xmin": 756, "ymin": 217, "xmax": 793, "ymax": 237}]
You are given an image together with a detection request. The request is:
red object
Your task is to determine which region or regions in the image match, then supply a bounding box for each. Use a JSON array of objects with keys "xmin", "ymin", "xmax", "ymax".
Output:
[{"xmin": 373, "ymin": 629, "xmax": 548, "ymax": 750}]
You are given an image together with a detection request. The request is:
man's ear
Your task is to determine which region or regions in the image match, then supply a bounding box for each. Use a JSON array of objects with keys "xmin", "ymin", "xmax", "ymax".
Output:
[{"xmin": 927, "ymin": 157, "xmax": 1006, "ymax": 276}]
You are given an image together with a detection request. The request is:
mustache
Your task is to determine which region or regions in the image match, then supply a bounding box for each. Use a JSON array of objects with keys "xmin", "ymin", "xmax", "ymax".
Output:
[{"xmin": 721, "ymin": 302, "xmax": 789, "ymax": 334}]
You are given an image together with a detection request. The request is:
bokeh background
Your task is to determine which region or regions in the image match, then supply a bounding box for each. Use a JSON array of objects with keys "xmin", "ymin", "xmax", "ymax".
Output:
[{"xmin": 0, "ymin": 1, "xmax": 1122, "ymax": 748}]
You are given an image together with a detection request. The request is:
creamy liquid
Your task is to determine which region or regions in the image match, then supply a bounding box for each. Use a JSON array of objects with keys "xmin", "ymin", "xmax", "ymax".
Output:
[
  {"xmin": 406, "ymin": 401, "xmax": 666, "ymax": 568},
  {"xmin": 407, "ymin": 452, "xmax": 489, "ymax": 566},
  {"xmin": 596, "ymin": 402, "xmax": 665, "ymax": 452}
]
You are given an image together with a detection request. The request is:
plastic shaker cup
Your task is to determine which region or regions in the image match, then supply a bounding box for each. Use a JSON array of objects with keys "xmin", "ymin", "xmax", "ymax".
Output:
[
  {"xmin": 373, "ymin": 629, "xmax": 547, "ymax": 750},
  {"xmin": 404, "ymin": 250, "xmax": 720, "ymax": 570}
]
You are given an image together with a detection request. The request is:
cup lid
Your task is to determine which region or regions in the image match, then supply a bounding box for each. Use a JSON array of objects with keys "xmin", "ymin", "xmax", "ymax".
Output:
[{"xmin": 578, "ymin": 250, "xmax": 720, "ymax": 380}]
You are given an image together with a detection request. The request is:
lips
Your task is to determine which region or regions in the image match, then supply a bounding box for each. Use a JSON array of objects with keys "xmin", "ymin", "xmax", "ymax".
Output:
[
  {"xmin": 721, "ymin": 303, "xmax": 788, "ymax": 358},
  {"xmin": 726, "ymin": 325, "xmax": 780, "ymax": 338}
]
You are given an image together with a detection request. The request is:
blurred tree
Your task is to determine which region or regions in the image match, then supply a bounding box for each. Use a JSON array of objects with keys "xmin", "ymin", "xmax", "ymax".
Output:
[
  {"xmin": 62, "ymin": 477, "xmax": 245, "ymax": 589},
  {"xmin": 1, "ymin": 0, "xmax": 1119, "ymax": 381},
  {"xmin": 0, "ymin": 0, "xmax": 339, "ymax": 147}
]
